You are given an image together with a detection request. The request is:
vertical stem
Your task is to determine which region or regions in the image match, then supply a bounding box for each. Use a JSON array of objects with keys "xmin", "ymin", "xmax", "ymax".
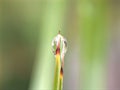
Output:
[
  {"xmin": 53, "ymin": 32, "xmax": 67, "ymax": 90},
  {"xmin": 59, "ymin": 67, "xmax": 63, "ymax": 90},
  {"xmin": 54, "ymin": 54, "xmax": 61, "ymax": 90}
]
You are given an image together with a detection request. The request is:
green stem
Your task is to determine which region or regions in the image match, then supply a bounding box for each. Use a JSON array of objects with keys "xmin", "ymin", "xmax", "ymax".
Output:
[
  {"xmin": 59, "ymin": 68, "xmax": 63, "ymax": 90},
  {"xmin": 53, "ymin": 55, "xmax": 61, "ymax": 90}
]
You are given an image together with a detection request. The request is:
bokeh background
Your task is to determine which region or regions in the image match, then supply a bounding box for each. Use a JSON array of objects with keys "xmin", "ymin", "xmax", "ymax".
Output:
[{"xmin": 0, "ymin": 0, "xmax": 120, "ymax": 90}]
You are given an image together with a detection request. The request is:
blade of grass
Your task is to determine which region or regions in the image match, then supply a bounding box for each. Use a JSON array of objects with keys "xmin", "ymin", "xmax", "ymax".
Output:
[
  {"xmin": 59, "ymin": 67, "xmax": 63, "ymax": 90},
  {"xmin": 52, "ymin": 32, "xmax": 67, "ymax": 90},
  {"xmin": 78, "ymin": 0, "xmax": 108, "ymax": 89},
  {"xmin": 29, "ymin": 1, "xmax": 68, "ymax": 90},
  {"xmin": 54, "ymin": 54, "xmax": 61, "ymax": 90}
]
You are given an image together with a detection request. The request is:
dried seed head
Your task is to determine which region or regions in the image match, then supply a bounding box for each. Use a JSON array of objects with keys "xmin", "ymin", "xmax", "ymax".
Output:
[{"xmin": 52, "ymin": 32, "xmax": 67, "ymax": 58}]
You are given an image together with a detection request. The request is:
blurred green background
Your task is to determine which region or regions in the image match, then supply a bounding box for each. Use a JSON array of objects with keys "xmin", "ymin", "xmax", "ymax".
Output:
[{"xmin": 0, "ymin": 0, "xmax": 120, "ymax": 90}]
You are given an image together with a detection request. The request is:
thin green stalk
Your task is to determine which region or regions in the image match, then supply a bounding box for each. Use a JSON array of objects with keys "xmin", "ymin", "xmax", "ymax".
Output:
[
  {"xmin": 59, "ymin": 67, "xmax": 63, "ymax": 90},
  {"xmin": 53, "ymin": 54, "xmax": 61, "ymax": 90},
  {"xmin": 52, "ymin": 32, "xmax": 67, "ymax": 90}
]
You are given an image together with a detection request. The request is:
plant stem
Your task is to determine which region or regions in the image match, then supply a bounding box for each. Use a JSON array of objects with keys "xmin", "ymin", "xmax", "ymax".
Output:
[
  {"xmin": 53, "ymin": 32, "xmax": 67, "ymax": 90},
  {"xmin": 59, "ymin": 67, "xmax": 63, "ymax": 90},
  {"xmin": 54, "ymin": 54, "xmax": 61, "ymax": 90}
]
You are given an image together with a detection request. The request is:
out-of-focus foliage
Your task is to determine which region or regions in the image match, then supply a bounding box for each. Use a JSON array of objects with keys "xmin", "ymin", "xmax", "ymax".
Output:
[{"xmin": 0, "ymin": 0, "xmax": 120, "ymax": 90}]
